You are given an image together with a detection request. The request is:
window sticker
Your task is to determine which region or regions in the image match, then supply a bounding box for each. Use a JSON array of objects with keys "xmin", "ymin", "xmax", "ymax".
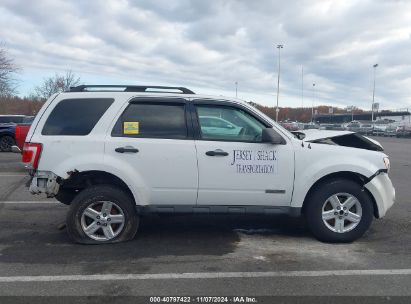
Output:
[{"xmin": 123, "ymin": 122, "xmax": 139, "ymax": 135}]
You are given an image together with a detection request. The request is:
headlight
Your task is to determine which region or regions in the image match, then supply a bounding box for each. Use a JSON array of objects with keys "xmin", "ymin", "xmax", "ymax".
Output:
[{"xmin": 383, "ymin": 157, "xmax": 390, "ymax": 173}]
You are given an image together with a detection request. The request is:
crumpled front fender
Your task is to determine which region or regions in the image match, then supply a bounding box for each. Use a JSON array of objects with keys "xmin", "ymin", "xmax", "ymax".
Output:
[{"xmin": 364, "ymin": 172, "xmax": 395, "ymax": 218}]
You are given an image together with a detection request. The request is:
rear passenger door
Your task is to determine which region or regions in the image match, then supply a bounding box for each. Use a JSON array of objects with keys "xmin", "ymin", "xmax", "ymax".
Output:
[{"xmin": 105, "ymin": 97, "xmax": 198, "ymax": 206}]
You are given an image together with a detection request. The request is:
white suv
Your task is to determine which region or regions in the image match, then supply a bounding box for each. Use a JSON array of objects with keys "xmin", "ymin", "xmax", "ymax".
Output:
[{"xmin": 23, "ymin": 85, "xmax": 395, "ymax": 244}]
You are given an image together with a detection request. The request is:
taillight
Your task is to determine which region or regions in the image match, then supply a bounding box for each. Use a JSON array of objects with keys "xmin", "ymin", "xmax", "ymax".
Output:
[{"xmin": 22, "ymin": 143, "xmax": 42, "ymax": 169}]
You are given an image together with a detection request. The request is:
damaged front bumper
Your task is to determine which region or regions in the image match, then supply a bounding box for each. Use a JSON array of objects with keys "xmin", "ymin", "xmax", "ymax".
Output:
[
  {"xmin": 364, "ymin": 171, "xmax": 395, "ymax": 218},
  {"xmin": 29, "ymin": 171, "xmax": 60, "ymax": 197}
]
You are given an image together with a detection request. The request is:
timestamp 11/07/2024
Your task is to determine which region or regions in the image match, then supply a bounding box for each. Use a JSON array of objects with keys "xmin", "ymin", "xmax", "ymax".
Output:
[{"xmin": 149, "ymin": 296, "xmax": 257, "ymax": 303}]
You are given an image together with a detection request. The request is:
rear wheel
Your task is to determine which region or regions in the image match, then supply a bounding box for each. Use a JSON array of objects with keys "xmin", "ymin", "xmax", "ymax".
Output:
[
  {"xmin": 66, "ymin": 185, "xmax": 139, "ymax": 244},
  {"xmin": 305, "ymin": 179, "xmax": 374, "ymax": 243},
  {"xmin": 0, "ymin": 135, "xmax": 15, "ymax": 152}
]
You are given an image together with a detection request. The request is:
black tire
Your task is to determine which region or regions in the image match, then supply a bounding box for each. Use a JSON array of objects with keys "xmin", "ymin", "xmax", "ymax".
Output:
[
  {"xmin": 66, "ymin": 184, "xmax": 139, "ymax": 244},
  {"xmin": 305, "ymin": 179, "xmax": 374, "ymax": 243},
  {"xmin": 55, "ymin": 189, "xmax": 77, "ymax": 205},
  {"xmin": 0, "ymin": 135, "xmax": 15, "ymax": 152}
]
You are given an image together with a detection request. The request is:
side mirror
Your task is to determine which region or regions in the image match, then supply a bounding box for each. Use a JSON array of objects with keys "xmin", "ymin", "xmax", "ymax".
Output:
[
  {"xmin": 261, "ymin": 128, "xmax": 286, "ymax": 144},
  {"xmin": 291, "ymin": 131, "xmax": 306, "ymax": 140}
]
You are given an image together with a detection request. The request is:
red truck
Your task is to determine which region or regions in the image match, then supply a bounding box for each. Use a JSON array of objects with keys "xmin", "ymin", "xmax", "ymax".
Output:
[{"xmin": 11, "ymin": 123, "xmax": 31, "ymax": 152}]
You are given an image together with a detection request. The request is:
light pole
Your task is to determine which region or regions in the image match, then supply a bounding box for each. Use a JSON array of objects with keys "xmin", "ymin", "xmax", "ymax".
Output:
[
  {"xmin": 347, "ymin": 106, "xmax": 354, "ymax": 122},
  {"xmin": 301, "ymin": 66, "xmax": 304, "ymax": 108},
  {"xmin": 371, "ymin": 63, "xmax": 378, "ymax": 121},
  {"xmin": 235, "ymin": 81, "xmax": 238, "ymax": 98},
  {"xmin": 311, "ymin": 83, "xmax": 315, "ymax": 123},
  {"xmin": 275, "ymin": 44, "xmax": 283, "ymax": 122}
]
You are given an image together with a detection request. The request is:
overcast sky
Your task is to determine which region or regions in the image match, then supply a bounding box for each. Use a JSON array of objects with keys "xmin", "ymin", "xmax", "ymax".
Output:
[{"xmin": 1, "ymin": 0, "xmax": 410, "ymax": 110}]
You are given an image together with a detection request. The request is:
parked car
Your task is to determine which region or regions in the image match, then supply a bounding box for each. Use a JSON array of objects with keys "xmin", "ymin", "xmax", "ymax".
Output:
[
  {"xmin": 0, "ymin": 124, "xmax": 15, "ymax": 152},
  {"xmin": 373, "ymin": 124, "xmax": 387, "ymax": 136},
  {"xmin": 396, "ymin": 125, "xmax": 411, "ymax": 137},
  {"xmin": 280, "ymin": 121, "xmax": 300, "ymax": 131},
  {"xmin": 346, "ymin": 121, "xmax": 362, "ymax": 132},
  {"xmin": 0, "ymin": 116, "xmax": 34, "ymax": 152},
  {"xmin": 13, "ymin": 123, "xmax": 33, "ymax": 152},
  {"xmin": 359, "ymin": 123, "xmax": 374, "ymax": 135},
  {"xmin": 383, "ymin": 125, "xmax": 397, "ymax": 137},
  {"xmin": 24, "ymin": 85, "xmax": 395, "ymax": 244},
  {"xmin": 0, "ymin": 115, "xmax": 30, "ymax": 125},
  {"xmin": 346, "ymin": 121, "xmax": 374, "ymax": 135},
  {"xmin": 319, "ymin": 124, "xmax": 345, "ymax": 131},
  {"xmin": 198, "ymin": 116, "xmax": 243, "ymax": 137},
  {"xmin": 303, "ymin": 123, "xmax": 319, "ymax": 130}
]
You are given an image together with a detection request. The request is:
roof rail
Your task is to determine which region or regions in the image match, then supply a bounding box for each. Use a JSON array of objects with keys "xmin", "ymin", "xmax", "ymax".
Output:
[{"xmin": 68, "ymin": 85, "xmax": 195, "ymax": 94}]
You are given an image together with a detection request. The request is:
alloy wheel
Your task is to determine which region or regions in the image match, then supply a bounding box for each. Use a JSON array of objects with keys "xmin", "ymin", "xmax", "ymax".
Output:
[
  {"xmin": 321, "ymin": 193, "xmax": 362, "ymax": 233},
  {"xmin": 80, "ymin": 201, "xmax": 125, "ymax": 241}
]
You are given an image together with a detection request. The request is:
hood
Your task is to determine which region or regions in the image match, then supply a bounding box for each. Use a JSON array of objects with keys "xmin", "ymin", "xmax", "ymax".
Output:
[
  {"xmin": 362, "ymin": 135, "xmax": 383, "ymax": 149},
  {"xmin": 299, "ymin": 129, "xmax": 353, "ymax": 141},
  {"xmin": 292, "ymin": 129, "xmax": 384, "ymax": 152}
]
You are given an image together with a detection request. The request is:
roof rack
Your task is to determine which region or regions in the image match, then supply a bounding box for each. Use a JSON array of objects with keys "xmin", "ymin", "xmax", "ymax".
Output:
[{"xmin": 68, "ymin": 85, "xmax": 195, "ymax": 94}]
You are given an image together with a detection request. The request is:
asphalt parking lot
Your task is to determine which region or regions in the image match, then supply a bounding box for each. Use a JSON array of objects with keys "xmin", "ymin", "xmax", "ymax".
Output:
[{"xmin": 0, "ymin": 136, "xmax": 410, "ymax": 298}]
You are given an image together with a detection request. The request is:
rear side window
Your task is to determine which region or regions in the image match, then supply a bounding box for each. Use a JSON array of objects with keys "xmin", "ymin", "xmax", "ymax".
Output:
[
  {"xmin": 112, "ymin": 103, "xmax": 187, "ymax": 139},
  {"xmin": 42, "ymin": 98, "xmax": 114, "ymax": 135}
]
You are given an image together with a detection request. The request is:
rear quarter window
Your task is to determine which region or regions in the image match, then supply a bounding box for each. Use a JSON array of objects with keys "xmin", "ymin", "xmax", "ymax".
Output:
[{"xmin": 42, "ymin": 98, "xmax": 114, "ymax": 136}]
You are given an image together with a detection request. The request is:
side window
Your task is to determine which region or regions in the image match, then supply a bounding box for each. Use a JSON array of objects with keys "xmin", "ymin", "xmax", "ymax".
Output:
[
  {"xmin": 42, "ymin": 98, "xmax": 114, "ymax": 136},
  {"xmin": 196, "ymin": 105, "xmax": 266, "ymax": 142},
  {"xmin": 112, "ymin": 103, "xmax": 187, "ymax": 139}
]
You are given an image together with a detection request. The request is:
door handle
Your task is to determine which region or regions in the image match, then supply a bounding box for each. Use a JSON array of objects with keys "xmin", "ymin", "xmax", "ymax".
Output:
[
  {"xmin": 115, "ymin": 146, "xmax": 139, "ymax": 153},
  {"xmin": 205, "ymin": 149, "xmax": 229, "ymax": 156}
]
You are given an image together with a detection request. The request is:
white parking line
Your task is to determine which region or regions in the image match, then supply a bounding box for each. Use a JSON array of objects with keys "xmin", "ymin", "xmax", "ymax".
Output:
[
  {"xmin": 0, "ymin": 269, "xmax": 411, "ymax": 283},
  {"xmin": 0, "ymin": 201, "xmax": 56, "ymax": 204},
  {"xmin": 0, "ymin": 173, "xmax": 27, "ymax": 177}
]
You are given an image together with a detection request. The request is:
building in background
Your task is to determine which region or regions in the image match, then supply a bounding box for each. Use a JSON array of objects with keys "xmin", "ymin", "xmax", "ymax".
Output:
[{"xmin": 315, "ymin": 110, "xmax": 410, "ymax": 124}]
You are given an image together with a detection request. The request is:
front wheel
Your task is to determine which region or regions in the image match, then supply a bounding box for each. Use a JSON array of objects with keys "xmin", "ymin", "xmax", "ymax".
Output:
[
  {"xmin": 305, "ymin": 179, "xmax": 374, "ymax": 243},
  {"xmin": 66, "ymin": 185, "xmax": 139, "ymax": 244}
]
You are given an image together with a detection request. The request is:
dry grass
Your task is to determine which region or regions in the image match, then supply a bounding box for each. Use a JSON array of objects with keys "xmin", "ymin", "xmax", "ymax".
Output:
[{"xmin": 0, "ymin": 96, "xmax": 44, "ymax": 115}]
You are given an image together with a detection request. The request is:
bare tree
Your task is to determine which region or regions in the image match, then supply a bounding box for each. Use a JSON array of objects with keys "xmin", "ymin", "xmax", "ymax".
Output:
[
  {"xmin": 0, "ymin": 44, "xmax": 19, "ymax": 96},
  {"xmin": 34, "ymin": 70, "xmax": 81, "ymax": 100}
]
